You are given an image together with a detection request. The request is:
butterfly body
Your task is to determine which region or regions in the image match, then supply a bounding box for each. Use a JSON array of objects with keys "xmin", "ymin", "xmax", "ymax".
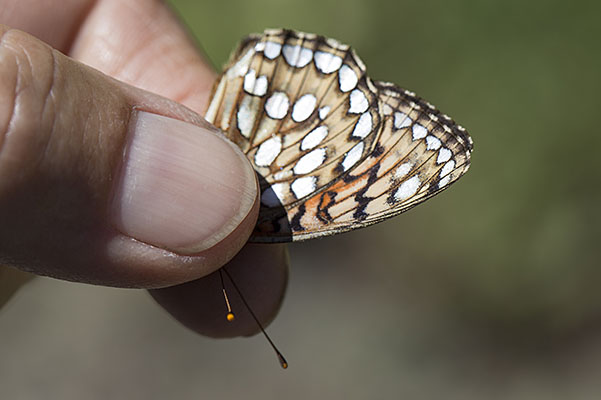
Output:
[{"xmin": 206, "ymin": 29, "xmax": 473, "ymax": 242}]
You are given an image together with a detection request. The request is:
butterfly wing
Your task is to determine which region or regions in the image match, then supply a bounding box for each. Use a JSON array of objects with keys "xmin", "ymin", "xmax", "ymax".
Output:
[{"xmin": 205, "ymin": 29, "xmax": 473, "ymax": 242}]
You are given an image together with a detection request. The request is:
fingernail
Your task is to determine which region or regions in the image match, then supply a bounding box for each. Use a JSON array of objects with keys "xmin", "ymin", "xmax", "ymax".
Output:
[{"xmin": 112, "ymin": 111, "xmax": 257, "ymax": 254}]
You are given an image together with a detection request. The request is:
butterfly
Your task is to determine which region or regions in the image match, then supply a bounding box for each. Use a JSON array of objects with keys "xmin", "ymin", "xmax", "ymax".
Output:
[{"xmin": 205, "ymin": 29, "xmax": 473, "ymax": 243}]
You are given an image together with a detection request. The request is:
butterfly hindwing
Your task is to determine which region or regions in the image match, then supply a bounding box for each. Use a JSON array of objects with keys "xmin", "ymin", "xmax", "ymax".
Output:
[{"xmin": 205, "ymin": 29, "xmax": 473, "ymax": 242}]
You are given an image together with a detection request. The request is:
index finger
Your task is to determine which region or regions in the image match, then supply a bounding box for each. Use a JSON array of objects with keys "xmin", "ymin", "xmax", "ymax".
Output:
[
  {"xmin": 0, "ymin": 0, "xmax": 216, "ymax": 112},
  {"xmin": 0, "ymin": 0, "xmax": 93, "ymax": 51}
]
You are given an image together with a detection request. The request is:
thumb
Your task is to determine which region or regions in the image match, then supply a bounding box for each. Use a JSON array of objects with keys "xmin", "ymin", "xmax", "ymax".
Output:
[{"xmin": 0, "ymin": 27, "xmax": 258, "ymax": 288}]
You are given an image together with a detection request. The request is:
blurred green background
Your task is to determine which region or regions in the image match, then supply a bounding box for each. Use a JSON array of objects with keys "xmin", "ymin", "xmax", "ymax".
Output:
[{"xmin": 2, "ymin": 0, "xmax": 601, "ymax": 398}]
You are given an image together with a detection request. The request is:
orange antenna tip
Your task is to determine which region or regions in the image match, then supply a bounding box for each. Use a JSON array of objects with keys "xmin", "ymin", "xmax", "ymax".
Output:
[{"xmin": 277, "ymin": 353, "xmax": 288, "ymax": 369}]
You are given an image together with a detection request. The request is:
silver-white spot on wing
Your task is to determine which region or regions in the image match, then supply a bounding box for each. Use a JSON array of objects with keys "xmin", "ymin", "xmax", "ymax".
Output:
[
  {"xmin": 339, "ymin": 64, "xmax": 358, "ymax": 92},
  {"xmin": 425, "ymin": 135, "xmax": 442, "ymax": 150},
  {"xmin": 440, "ymin": 160, "xmax": 455, "ymax": 177},
  {"xmin": 293, "ymin": 148, "xmax": 327, "ymax": 175},
  {"xmin": 283, "ymin": 44, "xmax": 313, "ymax": 68},
  {"xmin": 264, "ymin": 91, "xmax": 290, "ymax": 119},
  {"xmin": 237, "ymin": 96, "xmax": 255, "ymax": 138},
  {"xmin": 227, "ymin": 48, "xmax": 254, "ymax": 78},
  {"xmin": 437, "ymin": 147, "xmax": 452, "ymax": 164},
  {"xmin": 255, "ymin": 136, "xmax": 282, "ymax": 167},
  {"xmin": 301, "ymin": 126, "xmax": 329, "ymax": 151},
  {"xmin": 351, "ymin": 112, "xmax": 373, "ymax": 138},
  {"xmin": 394, "ymin": 175, "xmax": 421, "ymax": 202},
  {"xmin": 393, "ymin": 112, "xmax": 412, "ymax": 129},
  {"xmin": 318, "ymin": 106, "xmax": 331, "ymax": 120},
  {"xmin": 314, "ymin": 51, "xmax": 343, "ymax": 74},
  {"xmin": 412, "ymin": 124, "xmax": 428, "ymax": 140},
  {"xmin": 243, "ymin": 69, "xmax": 268, "ymax": 96},
  {"xmin": 291, "ymin": 94, "xmax": 317, "ymax": 122},
  {"xmin": 263, "ymin": 42, "xmax": 282, "ymax": 59},
  {"xmin": 394, "ymin": 162, "xmax": 413, "ymax": 179},
  {"xmin": 273, "ymin": 169, "xmax": 291, "ymax": 180},
  {"xmin": 341, "ymin": 142, "xmax": 364, "ymax": 172},
  {"xmin": 349, "ymin": 89, "xmax": 369, "ymax": 114},
  {"xmin": 438, "ymin": 175, "xmax": 451, "ymax": 188},
  {"xmin": 291, "ymin": 176, "xmax": 317, "ymax": 199}
]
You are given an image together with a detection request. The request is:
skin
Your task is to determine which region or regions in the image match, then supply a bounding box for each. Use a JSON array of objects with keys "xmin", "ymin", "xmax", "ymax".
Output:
[{"xmin": 0, "ymin": 0, "xmax": 288, "ymax": 337}]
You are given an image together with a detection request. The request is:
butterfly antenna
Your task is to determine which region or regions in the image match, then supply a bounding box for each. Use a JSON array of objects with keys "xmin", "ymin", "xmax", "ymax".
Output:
[
  {"xmin": 221, "ymin": 267, "xmax": 288, "ymax": 369},
  {"xmin": 219, "ymin": 269, "xmax": 235, "ymax": 322}
]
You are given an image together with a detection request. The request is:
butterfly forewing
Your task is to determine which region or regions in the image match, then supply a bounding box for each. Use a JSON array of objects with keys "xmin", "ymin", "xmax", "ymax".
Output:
[{"xmin": 205, "ymin": 29, "xmax": 473, "ymax": 242}]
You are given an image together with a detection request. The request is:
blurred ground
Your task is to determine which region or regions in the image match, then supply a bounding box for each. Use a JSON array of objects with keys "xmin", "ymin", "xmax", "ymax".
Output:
[{"xmin": 2, "ymin": 0, "xmax": 601, "ymax": 398}]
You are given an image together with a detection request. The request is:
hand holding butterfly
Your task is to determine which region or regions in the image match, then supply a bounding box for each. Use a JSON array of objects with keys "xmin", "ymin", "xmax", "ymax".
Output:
[{"xmin": 0, "ymin": 0, "xmax": 288, "ymax": 337}]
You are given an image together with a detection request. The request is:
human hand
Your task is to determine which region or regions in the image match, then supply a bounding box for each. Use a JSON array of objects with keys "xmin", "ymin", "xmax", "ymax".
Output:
[{"xmin": 0, "ymin": 0, "xmax": 288, "ymax": 337}]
